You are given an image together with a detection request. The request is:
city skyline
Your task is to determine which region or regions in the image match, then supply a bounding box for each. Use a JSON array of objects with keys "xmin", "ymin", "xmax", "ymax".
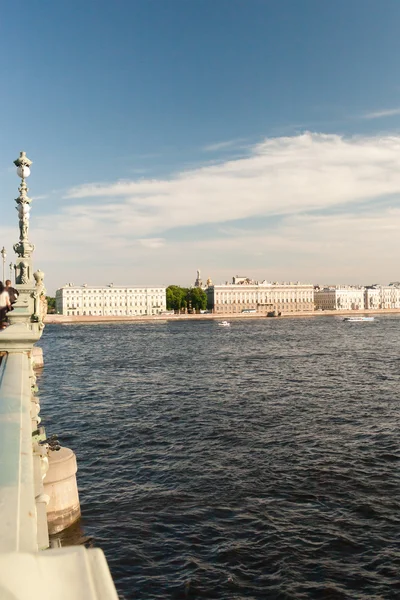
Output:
[{"xmin": 2, "ymin": 1, "xmax": 400, "ymax": 293}]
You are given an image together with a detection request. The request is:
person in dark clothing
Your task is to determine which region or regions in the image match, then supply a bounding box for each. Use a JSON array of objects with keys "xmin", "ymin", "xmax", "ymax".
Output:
[
  {"xmin": 5, "ymin": 280, "xmax": 18, "ymax": 307},
  {"xmin": 0, "ymin": 281, "xmax": 11, "ymax": 329}
]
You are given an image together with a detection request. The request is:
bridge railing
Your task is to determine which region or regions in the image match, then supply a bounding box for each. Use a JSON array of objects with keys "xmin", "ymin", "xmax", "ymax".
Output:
[
  {"xmin": 0, "ymin": 151, "xmax": 120, "ymax": 598},
  {"xmin": 0, "ymin": 351, "xmax": 37, "ymax": 553},
  {"xmin": 0, "ymin": 343, "xmax": 119, "ymax": 598}
]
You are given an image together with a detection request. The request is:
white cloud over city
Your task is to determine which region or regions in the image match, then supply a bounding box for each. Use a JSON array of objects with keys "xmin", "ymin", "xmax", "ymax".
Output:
[
  {"xmin": 3, "ymin": 132, "xmax": 400, "ymax": 291},
  {"xmin": 63, "ymin": 132, "xmax": 400, "ymax": 237}
]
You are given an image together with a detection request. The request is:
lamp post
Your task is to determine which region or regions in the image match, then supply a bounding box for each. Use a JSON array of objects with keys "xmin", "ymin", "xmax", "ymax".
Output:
[
  {"xmin": 9, "ymin": 262, "xmax": 13, "ymax": 281},
  {"xmin": 0, "ymin": 247, "xmax": 6, "ymax": 282},
  {"xmin": 13, "ymin": 151, "xmax": 33, "ymax": 286}
]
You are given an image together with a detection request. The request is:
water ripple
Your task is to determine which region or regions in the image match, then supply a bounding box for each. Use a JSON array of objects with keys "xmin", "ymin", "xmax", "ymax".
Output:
[{"xmin": 38, "ymin": 317, "xmax": 400, "ymax": 599}]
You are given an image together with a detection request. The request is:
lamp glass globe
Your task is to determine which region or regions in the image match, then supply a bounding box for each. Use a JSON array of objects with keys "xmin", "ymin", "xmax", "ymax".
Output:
[{"xmin": 16, "ymin": 166, "xmax": 30, "ymax": 178}]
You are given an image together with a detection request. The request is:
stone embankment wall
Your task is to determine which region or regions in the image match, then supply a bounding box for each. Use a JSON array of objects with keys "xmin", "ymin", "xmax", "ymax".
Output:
[{"xmin": 45, "ymin": 308, "xmax": 400, "ymax": 325}]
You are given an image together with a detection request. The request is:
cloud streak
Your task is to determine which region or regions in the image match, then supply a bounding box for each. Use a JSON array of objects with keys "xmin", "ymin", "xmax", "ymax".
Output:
[
  {"xmin": 64, "ymin": 132, "xmax": 400, "ymax": 239},
  {"xmin": 362, "ymin": 107, "xmax": 400, "ymax": 119},
  {"xmin": 202, "ymin": 138, "xmax": 248, "ymax": 152}
]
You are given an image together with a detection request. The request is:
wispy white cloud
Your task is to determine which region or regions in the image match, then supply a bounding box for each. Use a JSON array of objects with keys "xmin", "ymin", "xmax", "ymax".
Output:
[
  {"xmin": 362, "ymin": 107, "xmax": 400, "ymax": 119},
  {"xmin": 31, "ymin": 195, "xmax": 48, "ymax": 201},
  {"xmin": 138, "ymin": 238, "xmax": 165, "ymax": 249},
  {"xmin": 63, "ymin": 132, "xmax": 400, "ymax": 239},
  {"xmin": 202, "ymin": 138, "xmax": 248, "ymax": 152},
  {"xmin": 6, "ymin": 131, "xmax": 400, "ymax": 291},
  {"xmin": 30, "ymin": 204, "xmax": 400, "ymax": 291}
]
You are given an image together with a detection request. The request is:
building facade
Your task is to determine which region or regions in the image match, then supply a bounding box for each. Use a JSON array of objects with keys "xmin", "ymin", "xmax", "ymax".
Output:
[
  {"xmin": 315, "ymin": 284, "xmax": 400, "ymax": 311},
  {"xmin": 56, "ymin": 284, "xmax": 166, "ymax": 316},
  {"xmin": 365, "ymin": 284, "xmax": 400, "ymax": 309},
  {"xmin": 314, "ymin": 287, "xmax": 365, "ymax": 310},
  {"xmin": 207, "ymin": 276, "xmax": 314, "ymax": 314}
]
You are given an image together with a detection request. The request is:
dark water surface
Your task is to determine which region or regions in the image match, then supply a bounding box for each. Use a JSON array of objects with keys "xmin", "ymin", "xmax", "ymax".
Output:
[{"xmin": 38, "ymin": 317, "xmax": 400, "ymax": 599}]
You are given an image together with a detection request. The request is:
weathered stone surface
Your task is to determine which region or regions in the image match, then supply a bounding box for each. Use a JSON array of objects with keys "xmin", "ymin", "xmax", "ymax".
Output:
[
  {"xmin": 0, "ymin": 546, "xmax": 119, "ymax": 599},
  {"xmin": 32, "ymin": 346, "xmax": 44, "ymax": 369},
  {"xmin": 43, "ymin": 447, "xmax": 81, "ymax": 534}
]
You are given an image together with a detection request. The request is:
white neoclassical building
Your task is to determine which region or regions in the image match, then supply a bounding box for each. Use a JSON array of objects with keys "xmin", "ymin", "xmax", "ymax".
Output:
[
  {"xmin": 365, "ymin": 284, "xmax": 400, "ymax": 309},
  {"xmin": 207, "ymin": 276, "xmax": 314, "ymax": 314},
  {"xmin": 55, "ymin": 283, "xmax": 167, "ymax": 316},
  {"xmin": 314, "ymin": 287, "xmax": 365, "ymax": 310}
]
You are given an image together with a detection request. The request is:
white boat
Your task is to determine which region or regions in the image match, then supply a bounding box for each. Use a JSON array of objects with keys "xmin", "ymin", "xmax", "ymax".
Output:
[
  {"xmin": 343, "ymin": 316, "xmax": 375, "ymax": 322},
  {"xmin": 218, "ymin": 321, "xmax": 231, "ymax": 327}
]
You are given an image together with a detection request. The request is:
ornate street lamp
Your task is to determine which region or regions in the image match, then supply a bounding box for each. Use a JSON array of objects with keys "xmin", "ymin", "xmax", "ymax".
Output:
[
  {"xmin": 13, "ymin": 151, "xmax": 34, "ymax": 285},
  {"xmin": 0, "ymin": 246, "xmax": 6, "ymax": 282}
]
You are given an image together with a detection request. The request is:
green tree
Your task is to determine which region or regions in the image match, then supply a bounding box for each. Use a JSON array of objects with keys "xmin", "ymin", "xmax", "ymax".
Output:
[
  {"xmin": 166, "ymin": 285, "xmax": 207, "ymax": 312},
  {"xmin": 166, "ymin": 285, "xmax": 189, "ymax": 311},
  {"xmin": 46, "ymin": 296, "xmax": 56, "ymax": 314},
  {"xmin": 188, "ymin": 287, "xmax": 207, "ymax": 311},
  {"xmin": 166, "ymin": 287, "xmax": 176, "ymax": 310}
]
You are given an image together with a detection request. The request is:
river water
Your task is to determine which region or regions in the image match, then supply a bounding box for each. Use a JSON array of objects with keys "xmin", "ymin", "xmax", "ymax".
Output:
[{"xmin": 38, "ymin": 317, "xmax": 400, "ymax": 599}]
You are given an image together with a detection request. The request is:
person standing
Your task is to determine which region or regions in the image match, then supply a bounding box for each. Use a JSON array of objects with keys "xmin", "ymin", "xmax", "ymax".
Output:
[
  {"xmin": 0, "ymin": 282, "xmax": 11, "ymax": 330},
  {"xmin": 5, "ymin": 280, "xmax": 18, "ymax": 307}
]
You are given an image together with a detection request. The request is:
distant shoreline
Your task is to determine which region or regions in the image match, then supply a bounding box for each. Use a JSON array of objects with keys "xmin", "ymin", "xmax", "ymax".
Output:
[{"xmin": 44, "ymin": 309, "xmax": 400, "ymax": 325}]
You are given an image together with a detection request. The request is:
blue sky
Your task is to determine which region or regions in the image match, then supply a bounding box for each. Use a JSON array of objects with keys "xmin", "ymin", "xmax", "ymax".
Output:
[{"xmin": 2, "ymin": 0, "xmax": 400, "ymax": 292}]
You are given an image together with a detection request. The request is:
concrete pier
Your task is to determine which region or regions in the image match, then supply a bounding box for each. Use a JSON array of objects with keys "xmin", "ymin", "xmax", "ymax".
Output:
[{"xmin": 43, "ymin": 447, "xmax": 81, "ymax": 535}]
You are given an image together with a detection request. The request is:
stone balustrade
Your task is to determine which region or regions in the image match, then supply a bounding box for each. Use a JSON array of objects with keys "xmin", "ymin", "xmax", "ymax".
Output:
[
  {"xmin": 0, "ymin": 333, "xmax": 119, "ymax": 599},
  {"xmin": 0, "ymin": 152, "xmax": 119, "ymax": 598},
  {"xmin": 0, "ymin": 350, "xmax": 38, "ymax": 552}
]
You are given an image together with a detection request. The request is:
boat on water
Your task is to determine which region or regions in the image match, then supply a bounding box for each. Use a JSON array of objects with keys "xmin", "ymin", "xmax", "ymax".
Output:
[
  {"xmin": 343, "ymin": 316, "xmax": 375, "ymax": 322},
  {"xmin": 218, "ymin": 321, "xmax": 231, "ymax": 327}
]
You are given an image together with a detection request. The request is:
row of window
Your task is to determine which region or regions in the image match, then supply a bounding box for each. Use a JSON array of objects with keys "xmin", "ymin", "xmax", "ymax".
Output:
[
  {"xmin": 60, "ymin": 298, "xmax": 163, "ymax": 302},
  {"xmin": 214, "ymin": 287, "xmax": 313, "ymax": 291},
  {"xmin": 66, "ymin": 309, "xmax": 162, "ymax": 316},
  {"xmin": 63, "ymin": 300, "xmax": 163, "ymax": 306},
  {"xmin": 67, "ymin": 301, "xmax": 165, "ymax": 308},
  {"xmin": 62, "ymin": 289, "xmax": 164, "ymax": 294},
  {"xmin": 62, "ymin": 295, "xmax": 164, "ymax": 300},
  {"xmin": 216, "ymin": 298, "xmax": 314, "ymax": 304},
  {"xmin": 215, "ymin": 305, "xmax": 313, "ymax": 312},
  {"xmin": 215, "ymin": 295, "xmax": 313, "ymax": 300}
]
